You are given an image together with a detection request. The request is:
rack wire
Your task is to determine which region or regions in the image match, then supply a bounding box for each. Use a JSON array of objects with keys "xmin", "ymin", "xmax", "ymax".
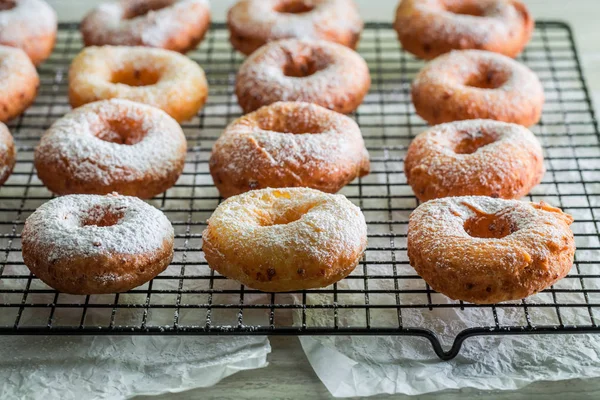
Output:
[{"xmin": 0, "ymin": 22, "xmax": 599, "ymax": 360}]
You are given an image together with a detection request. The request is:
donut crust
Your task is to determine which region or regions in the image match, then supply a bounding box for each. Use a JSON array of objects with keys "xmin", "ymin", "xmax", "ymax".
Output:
[
  {"xmin": 394, "ymin": 0, "xmax": 533, "ymax": 60},
  {"xmin": 0, "ymin": 123, "xmax": 15, "ymax": 186},
  {"xmin": 209, "ymin": 102, "xmax": 370, "ymax": 198},
  {"xmin": 0, "ymin": 45, "xmax": 39, "ymax": 122},
  {"xmin": 202, "ymin": 188, "xmax": 368, "ymax": 292},
  {"xmin": 235, "ymin": 39, "xmax": 370, "ymax": 114},
  {"xmin": 227, "ymin": 0, "xmax": 363, "ymax": 55},
  {"xmin": 404, "ymin": 120, "xmax": 544, "ymax": 201},
  {"xmin": 411, "ymin": 49, "xmax": 544, "ymax": 127},
  {"xmin": 407, "ymin": 196, "xmax": 575, "ymax": 304}
]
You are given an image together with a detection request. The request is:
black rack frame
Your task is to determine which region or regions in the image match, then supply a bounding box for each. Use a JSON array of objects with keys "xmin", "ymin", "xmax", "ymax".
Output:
[{"xmin": 0, "ymin": 22, "xmax": 599, "ymax": 360}]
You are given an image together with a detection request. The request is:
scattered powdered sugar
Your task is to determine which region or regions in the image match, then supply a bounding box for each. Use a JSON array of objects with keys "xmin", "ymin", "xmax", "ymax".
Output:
[
  {"xmin": 22, "ymin": 193, "xmax": 174, "ymax": 261},
  {"xmin": 205, "ymin": 187, "xmax": 367, "ymax": 269},
  {"xmin": 405, "ymin": 119, "xmax": 544, "ymax": 195},
  {"xmin": 228, "ymin": 0, "xmax": 362, "ymax": 41},
  {"xmin": 34, "ymin": 99, "xmax": 187, "ymax": 185},
  {"xmin": 0, "ymin": 0, "xmax": 56, "ymax": 44},
  {"xmin": 81, "ymin": 0, "xmax": 210, "ymax": 48},
  {"xmin": 236, "ymin": 39, "xmax": 370, "ymax": 111}
]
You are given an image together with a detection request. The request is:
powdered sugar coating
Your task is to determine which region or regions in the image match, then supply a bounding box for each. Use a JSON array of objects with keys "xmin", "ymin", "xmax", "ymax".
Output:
[
  {"xmin": 210, "ymin": 102, "xmax": 370, "ymax": 197},
  {"xmin": 404, "ymin": 119, "xmax": 545, "ymax": 200},
  {"xmin": 235, "ymin": 39, "xmax": 370, "ymax": 113},
  {"xmin": 411, "ymin": 49, "xmax": 544, "ymax": 126},
  {"xmin": 228, "ymin": 0, "xmax": 362, "ymax": 43},
  {"xmin": 81, "ymin": 0, "xmax": 210, "ymax": 49},
  {"xmin": 202, "ymin": 187, "xmax": 368, "ymax": 291},
  {"xmin": 0, "ymin": 0, "xmax": 56, "ymax": 44},
  {"xmin": 0, "ymin": 45, "xmax": 39, "ymax": 121},
  {"xmin": 22, "ymin": 193, "xmax": 174, "ymax": 262},
  {"xmin": 407, "ymin": 196, "xmax": 575, "ymax": 303},
  {"xmin": 34, "ymin": 99, "xmax": 187, "ymax": 190},
  {"xmin": 394, "ymin": 0, "xmax": 532, "ymax": 59}
]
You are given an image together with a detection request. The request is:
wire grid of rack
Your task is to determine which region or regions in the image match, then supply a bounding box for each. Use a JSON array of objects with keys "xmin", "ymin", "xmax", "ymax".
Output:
[{"xmin": 0, "ymin": 22, "xmax": 599, "ymax": 360}]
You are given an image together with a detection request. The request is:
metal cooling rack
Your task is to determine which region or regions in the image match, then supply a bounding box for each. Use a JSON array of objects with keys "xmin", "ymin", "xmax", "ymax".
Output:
[{"xmin": 0, "ymin": 22, "xmax": 599, "ymax": 360}]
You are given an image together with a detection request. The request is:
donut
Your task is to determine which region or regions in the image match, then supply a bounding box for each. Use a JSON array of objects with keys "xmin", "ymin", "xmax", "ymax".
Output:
[
  {"xmin": 81, "ymin": 0, "xmax": 211, "ymax": 53},
  {"xmin": 21, "ymin": 193, "xmax": 174, "ymax": 295},
  {"xmin": 393, "ymin": 0, "xmax": 533, "ymax": 60},
  {"xmin": 210, "ymin": 102, "xmax": 370, "ymax": 198},
  {"xmin": 235, "ymin": 39, "xmax": 370, "ymax": 114},
  {"xmin": 0, "ymin": 0, "xmax": 57, "ymax": 65},
  {"xmin": 69, "ymin": 46, "xmax": 208, "ymax": 122},
  {"xmin": 202, "ymin": 187, "xmax": 367, "ymax": 292},
  {"xmin": 0, "ymin": 123, "xmax": 15, "ymax": 186},
  {"xmin": 34, "ymin": 99, "xmax": 187, "ymax": 199},
  {"xmin": 227, "ymin": 0, "xmax": 363, "ymax": 55},
  {"xmin": 0, "ymin": 45, "xmax": 39, "ymax": 122},
  {"xmin": 407, "ymin": 196, "xmax": 575, "ymax": 304},
  {"xmin": 404, "ymin": 120, "xmax": 544, "ymax": 201},
  {"xmin": 411, "ymin": 50, "xmax": 544, "ymax": 127}
]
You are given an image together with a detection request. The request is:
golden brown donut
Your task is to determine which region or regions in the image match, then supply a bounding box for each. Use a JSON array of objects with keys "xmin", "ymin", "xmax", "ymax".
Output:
[
  {"xmin": 202, "ymin": 187, "xmax": 368, "ymax": 292},
  {"xmin": 227, "ymin": 0, "xmax": 363, "ymax": 56},
  {"xmin": 0, "ymin": 45, "xmax": 39, "ymax": 122},
  {"xmin": 81, "ymin": 0, "xmax": 211, "ymax": 53},
  {"xmin": 235, "ymin": 39, "xmax": 370, "ymax": 114},
  {"xmin": 0, "ymin": 0, "xmax": 57, "ymax": 65},
  {"xmin": 411, "ymin": 50, "xmax": 544, "ymax": 127},
  {"xmin": 0, "ymin": 122, "xmax": 15, "ymax": 186},
  {"xmin": 34, "ymin": 99, "xmax": 187, "ymax": 199},
  {"xmin": 407, "ymin": 196, "xmax": 575, "ymax": 304},
  {"xmin": 210, "ymin": 102, "xmax": 370, "ymax": 198},
  {"xmin": 405, "ymin": 120, "xmax": 544, "ymax": 201},
  {"xmin": 394, "ymin": 0, "xmax": 533, "ymax": 60},
  {"xmin": 21, "ymin": 193, "xmax": 174, "ymax": 295},
  {"xmin": 69, "ymin": 45, "xmax": 208, "ymax": 122}
]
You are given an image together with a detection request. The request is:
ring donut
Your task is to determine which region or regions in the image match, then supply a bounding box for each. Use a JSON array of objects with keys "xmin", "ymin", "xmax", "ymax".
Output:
[
  {"xmin": 236, "ymin": 39, "xmax": 370, "ymax": 114},
  {"xmin": 407, "ymin": 196, "xmax": 575, "ymax": 304},
  {"xmin": 0, "ymin": 45, "xmax": 39, "ymax": 122},
  {"xmin": 0, "ymin": 122, "xmax": 15, "ymax": 186},
  {"xmin": 34, "ymin": 99, "xmax": 187, "ymax": 199},
  {"xmin": 210, "ymin": 102, "xmax": 370, "ymax": 198},
  {"xmin": 21, "ymin": 193, "xmax": 174, "ymax": 295},
  {"xmin": 69, "ymin": 45, "xmax": 208, "ymax": 122},
  {"xmin": 0, "ymin": 0, "xmax": 57, "ymax": 65},
  {"xmin": 227, "ymin": 0, "xmax": 363, "ymax": 55},
  {"xmin": 411, "ymin": 49, "xmax": 544, "ymax": 127},
  {"xmin": 394, "ymin": 0, "xmax": 533, "ymax": 60},
  {"xmin": 202, "ymin": 187, "xmax": 368, "ymax": 292},
  {"xmin": 404, "ymin": 120, "xmax": 544, "ymax": 201}
]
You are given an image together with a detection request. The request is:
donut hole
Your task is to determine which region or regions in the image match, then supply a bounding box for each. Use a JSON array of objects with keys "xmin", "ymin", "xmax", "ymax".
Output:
[
  {"xmin": 454, "ymin": 134, "xmax": 497, "ymax": 154},
  {"xmin": 464, "ymin": 213, "xmax": 517, "ymax": 239},
  {"xmin": 124, "ymin": 0, "xmax": 174, "ymax": 19},
  {"xmin": 256, "ymin": 116, "xmax": 324, "ymax": 134},
  {"xmin": 0, "ymin": 1, "xmax": 16, "ymax": 11},
  {"xmin": 283, "ymin": 57, "xmax": 323, "ymax": 78},
  {"xmin": 111, "ymin": 68, "xmax": 161, "ymax": 87},
  {"xmin": 274, "ymin": 0, "xmax": 315, "ymax": 14},
  {"xmin": 464, "ymin": 69, "xmax": 510, "ymax": 89},
  {"xmin": 82, "ymin": 206, "xmax": 125, "ymax": 227},
  {"xmin": 96, "ymin": 118, "xmax": 147, "ymax": 145},
  {"xmin": 443, "ymin": 2, "xmax": 485, "ymax": 17}
]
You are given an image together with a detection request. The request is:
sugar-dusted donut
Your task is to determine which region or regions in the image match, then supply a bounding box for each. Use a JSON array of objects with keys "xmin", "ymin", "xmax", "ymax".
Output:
[
  {"xmin": 227, "ymin": 0, "xmax": 363, "ymax": 55},
  {"xmin": 69, "ymin": 45, "xmax": 208, "ymax": 122},
  {"xmin": 394, "ymin": 0, "xmax": 533, "ymax": 60},
  {"xmin": 210, "ymin": 102, "xmax": 370, "ymax": 198},
  {"xmin": 21, "ymin": 193, "xmax": 174, "ymax": 295},
  {"xmin": 202, "ymin": 187, "xmax": 368, "ymax": 292},
  {"xmin": 235, "ymin": 39, "xmax": 370, "ymax": 114},
  {"xmin": 408, "ymin": 196, "xmax": 575, "ymax": 304},
  {"xmin": 34, "ymin": 99, "xmax": 187, "ymax": 199},
  {"xmin": 411, "ymin": 50, "xmax": 544, "ymax": 127},
  {"xmin": 0, "ymin": 0, "xmax": 57, "ymax": 65},
  {"xmin": 0, "ymin": 45, "xmax": 39, "ymax": 122},
  {"xmin": 405, "ymin": 120, "xmax": 544, "ymax": 201},
  {"xmin": 0, "ymin": 122, "xmax": 15, "ymax": 186},
  {"xmin": 81, "ymin": 0, "xmax": 211, "ymax": 53}
]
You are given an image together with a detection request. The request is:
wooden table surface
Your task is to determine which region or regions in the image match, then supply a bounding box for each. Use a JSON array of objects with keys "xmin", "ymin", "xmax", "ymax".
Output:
[{"xmin": 47, "ymin": 1, "xmax": 600, "ymax": 399}]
